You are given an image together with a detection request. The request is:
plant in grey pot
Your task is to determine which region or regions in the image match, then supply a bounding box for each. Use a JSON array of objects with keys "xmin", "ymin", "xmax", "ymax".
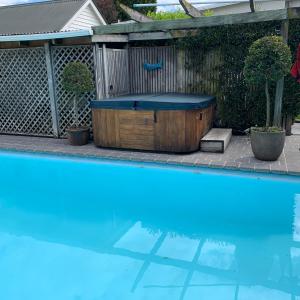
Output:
[
  {"xmin": 62, "ymin": 62, "xmax": 94, "ymax": 146},
  {"xmin": 244, "ymin": 36, "xmax": 292, "ymax": 161}
]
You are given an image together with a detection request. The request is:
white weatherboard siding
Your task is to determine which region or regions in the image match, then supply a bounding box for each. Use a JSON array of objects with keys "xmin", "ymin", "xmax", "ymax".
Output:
[
  {"xmin": 205, "ymin": 0, "xmax": 300, "ymax": 16},
  {"xmin": 63, "ymin": 1, "xmax": 105, "ymax": 31}
]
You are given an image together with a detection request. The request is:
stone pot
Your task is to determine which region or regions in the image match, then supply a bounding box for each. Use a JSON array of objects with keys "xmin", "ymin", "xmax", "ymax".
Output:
[
  {"xmin": 66, "ymin": 127, "xmax": 89, "ymax": 146},
  {"xmin": 250, "ymin": 128, "xmax": 285, "ymax": 161}
]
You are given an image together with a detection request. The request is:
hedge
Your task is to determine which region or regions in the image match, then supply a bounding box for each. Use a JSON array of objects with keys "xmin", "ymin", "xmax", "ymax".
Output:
[{"xmin": 177, "ymin": 20, "xmax": 300, "ymax": 132}]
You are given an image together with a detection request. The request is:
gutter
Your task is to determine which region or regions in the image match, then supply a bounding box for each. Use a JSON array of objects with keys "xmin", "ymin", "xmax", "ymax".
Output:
[{"xmin": 0, "ymin": 29, "xmax": 93, "ymax": 42}]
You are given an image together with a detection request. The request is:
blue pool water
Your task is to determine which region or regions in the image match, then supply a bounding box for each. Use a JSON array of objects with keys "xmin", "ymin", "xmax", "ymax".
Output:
[{"xmin": 0, "ymin": 150, "xmax": 300, "ymax": 300}]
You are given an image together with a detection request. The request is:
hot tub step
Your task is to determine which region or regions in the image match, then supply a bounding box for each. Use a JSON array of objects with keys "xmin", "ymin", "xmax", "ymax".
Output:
[{"xmin": 200, "ymin": 128, "xmax": 232, "ymax": 153}]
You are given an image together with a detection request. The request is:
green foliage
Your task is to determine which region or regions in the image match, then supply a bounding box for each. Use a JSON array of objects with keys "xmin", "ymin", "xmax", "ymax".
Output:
[
  {"xmin": 93, "ymin": 0, "xmax": 118, "ymax": 24},
  {"xmin": 147, "ymin": 8, "xmax": 213, "ymax": 20},
  {"xmin": 117, "ymin": 0, "xmax": 156, "ymax": 21},
  {"xmin": 244, "ymin": 36, "xmax": 291, "ymax": 85},
  {"xmin": 62, "ymin": 62, "xmax": 94, "ymax": 96},
  {"xmin": 252, "ymin": 126, "xmax": 284, "ymax": 133},
  {"xmin": 176, "ymin": 22, "xmax": 300, "ymax": 131},
  {"xmin": 284, "ymin": 19, "xmax": 300, "ymax": 117},
  {"xmin": 202, "ymin": 9, "xmax": 213, "ymax": 16},
  {"xmin": 62, "ymin": 62, "xmax": 94, "ymax": 127},
  {"xmin": 147, "ymin": 9, "xmax": 189, "ymax": 20}
]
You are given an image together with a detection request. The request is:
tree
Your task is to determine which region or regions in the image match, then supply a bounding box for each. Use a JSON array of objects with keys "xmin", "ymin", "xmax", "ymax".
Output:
[
  {"xmin": 62, "ymin": 62, "xmax": 94, "ymax": 128},
  {"xmin": 93, "ymin": 0, "xmax": 118, "ymax": 24},
  {"xmin": 244, "ymin": 36, "xmax": 291, "ymax": 129}
]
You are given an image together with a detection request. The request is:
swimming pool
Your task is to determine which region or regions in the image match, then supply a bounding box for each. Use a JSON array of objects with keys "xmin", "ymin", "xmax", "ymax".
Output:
[{"xmin": 0, "ymin": 150, "xmax": 299, "ymax": 300}]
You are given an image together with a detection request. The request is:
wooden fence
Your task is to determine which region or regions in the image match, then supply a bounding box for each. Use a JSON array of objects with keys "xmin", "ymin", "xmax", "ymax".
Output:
[
  {"xmin": 0, "ymin": 44, "xmax": 220, "ymax": 137},
  {"xmin": 0, "ymin": 44, "xmax": 95, "ymax": 137},
  {"xmin": 95, "ymin": 45, "xmax": 222, "ymax": 98}
]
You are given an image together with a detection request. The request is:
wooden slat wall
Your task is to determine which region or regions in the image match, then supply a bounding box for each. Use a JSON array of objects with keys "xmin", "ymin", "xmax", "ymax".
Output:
[
  {"xmin": 128, "ymin": 46, "xmax": 221, "ymax": 95},
  {"xmin": 95, "ymin": 47, "xmax": 129, "ymax": 99},
  {"xmin": 129, "ymin": 46, "xmax": 177, "ymax": 94},
  {"xmin": 95, "ymin": 45, "xmax": 221, "ymax": 98},
  {"xmin": 106, "ymin": 49, "xmax": 130, "ymax": 97}
]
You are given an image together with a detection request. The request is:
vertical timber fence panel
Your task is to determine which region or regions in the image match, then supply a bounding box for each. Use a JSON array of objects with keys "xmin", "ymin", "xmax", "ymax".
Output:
[
  {"xmin": 129, "ymin": 46, "xmax": 177, "ymax": 94},
  {"xmin": 51, "ymin": 45, "xmax": 96, "ymax": 137},
  {"xmin": 128, "ymin": 46, "xmax": 221, "ymax": 95},
  {"xmin": 0, "ymin": 47, "xmax": 54, "ymax": 136},
  {"xmin": 106, "ymin": 49, "xmax": 130, "ymax": 97},
  {"xmin": 94, "ymin": 46, "xmax": 129, "ymax": 99}
]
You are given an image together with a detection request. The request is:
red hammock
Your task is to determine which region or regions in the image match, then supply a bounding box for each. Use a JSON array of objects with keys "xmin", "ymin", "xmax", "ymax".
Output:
[{"xmin": 291, "ymin": 44, "xmax": 300, "ymax": 83}]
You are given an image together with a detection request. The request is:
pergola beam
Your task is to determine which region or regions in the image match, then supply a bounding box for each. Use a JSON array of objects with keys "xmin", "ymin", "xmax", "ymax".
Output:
[
  {"xmin": 119, "ymin": 3, "xmax": 153, "ymax": 23},
  {"xmin": 92, "ymin": 34, "xmax": 129, "ymax": 43},
  {"xmin": 179, "ymin": 0, "xmax": 203, "ymax": 17},
  {"xmin": 94, "ymin": 8, "xmax": 299, "ymax": 35},
  {"xmin": 128, "ymin": 29, "xmax": 197, "ymax": 41}
]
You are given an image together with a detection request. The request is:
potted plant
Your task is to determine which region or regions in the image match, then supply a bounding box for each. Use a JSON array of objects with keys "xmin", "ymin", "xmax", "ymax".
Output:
[
  {"xmin": 244, "ymin": 36, "xmax": 292, "ymax": 161},
  {"xmin": 62, "ymin": 62, "xmax": 94, "ymax": 146}
]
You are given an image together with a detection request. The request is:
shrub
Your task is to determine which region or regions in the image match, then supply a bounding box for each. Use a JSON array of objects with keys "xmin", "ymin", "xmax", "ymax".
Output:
[
  {"xmin": 244, "ymin": 36, "xmax": 291, "ymax": 128},
  {"xmin": 147, "ymin": 10, "xmax": 189, "ymax": 20},
  {"xmin": 62, "ymin": 62, "xmax": 94, "ymax": 127}
]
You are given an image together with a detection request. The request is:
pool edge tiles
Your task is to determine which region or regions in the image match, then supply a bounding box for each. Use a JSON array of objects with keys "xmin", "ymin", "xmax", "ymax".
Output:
[
  {"xmin": 0, "ymin": 149, "xmax": 299, "ymax": 183},
  {"xmin": 1, "ymin": 133, "xmax": 297, "ymax": 175}
]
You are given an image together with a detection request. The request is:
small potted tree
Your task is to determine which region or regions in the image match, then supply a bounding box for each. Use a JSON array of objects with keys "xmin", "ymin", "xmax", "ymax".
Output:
[
  {"xmin": 244, "ymin": 36, "xmax": 291, "ymax": 161},
  {"xmin": 62, "ymin": 62, "xmax": 94, "ymax": 146}
]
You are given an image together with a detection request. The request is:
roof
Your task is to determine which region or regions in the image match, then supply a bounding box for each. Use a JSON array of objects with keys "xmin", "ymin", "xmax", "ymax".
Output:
[{"xmin": 0, "ymin": 0, "xmax": 89, "ymax": 35}]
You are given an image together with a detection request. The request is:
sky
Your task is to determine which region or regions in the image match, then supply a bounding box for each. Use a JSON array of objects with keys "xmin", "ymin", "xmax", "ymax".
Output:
[
  {"xmin": 0, "ymin": 0, "xmax": 182, "ymax": 9},
  {"xmin": 0, "ymin": 0, "xmax": 227, "ymax": 11},
  {"xmin": 0, "ymin": 0, "xmax": 43, "ymax": 6}
]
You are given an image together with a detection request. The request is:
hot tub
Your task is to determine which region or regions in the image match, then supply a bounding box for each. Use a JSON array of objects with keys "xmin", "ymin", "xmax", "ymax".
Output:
[{"xmin": 91, "ymin": 93, "xmax": 215, "ymax": 153}]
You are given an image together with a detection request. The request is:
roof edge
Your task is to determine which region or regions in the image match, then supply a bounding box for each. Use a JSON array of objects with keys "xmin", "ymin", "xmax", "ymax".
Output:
[
  {"xmin": 0, "ymin": 0, "xmax": 87, "ymax": 10},
  {"xmin": 0, "ymin": 29, "xmax": 92, "ymax": 42}
]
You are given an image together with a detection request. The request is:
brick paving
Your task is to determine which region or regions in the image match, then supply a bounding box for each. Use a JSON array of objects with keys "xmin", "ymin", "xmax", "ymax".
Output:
[
  {"xmin": 0, "ymin": 133, "xmax": 299, "ymax": 176},
  {"xmin": 292, "ymin": 123, "xmax": 300, "ymax": 135}
]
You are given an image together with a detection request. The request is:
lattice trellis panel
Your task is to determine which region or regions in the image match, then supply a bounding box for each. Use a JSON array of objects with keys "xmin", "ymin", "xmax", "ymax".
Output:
[
  {"xmin": 0, "ymin": 48, "xmax": 53, "ymax": 136},
  {"xmin": 52, "ymin": 45, "xmax": 95, "ymax": 137}
]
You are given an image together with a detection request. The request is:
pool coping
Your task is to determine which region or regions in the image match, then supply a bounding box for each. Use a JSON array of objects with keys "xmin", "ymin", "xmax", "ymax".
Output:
[{"xmin": 1, "ymin": 141, "xmax": 299, "ymax": 178}]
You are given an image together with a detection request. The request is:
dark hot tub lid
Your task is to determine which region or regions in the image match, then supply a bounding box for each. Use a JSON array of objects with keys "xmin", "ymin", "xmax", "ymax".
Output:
[{"xmin": 90, "ymin": 93, "xmax": 216, "ymax": 110}]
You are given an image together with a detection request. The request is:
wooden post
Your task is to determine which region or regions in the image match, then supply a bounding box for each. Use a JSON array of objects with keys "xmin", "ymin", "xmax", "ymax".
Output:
[
  {"xmin": 44, "ymin": 42, "xmax": 59, "ymax": 137},
  {"xmin": 93, "ymin": 44, "xmax": 101, "ymax": 99},
  {"xmin": 249, "ymin": 0, "xmax": 255, "ymax": 13},
  {"xmin": 102, "ymin": 43, "xmax": 109, "ymax": 99},
  {"xmin": 273, "ymin": 1, "xmax": 289, "ymax": 127}
]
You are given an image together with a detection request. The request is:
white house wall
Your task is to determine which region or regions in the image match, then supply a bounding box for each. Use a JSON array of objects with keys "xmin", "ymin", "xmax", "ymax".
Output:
[
  {"xmin": 209, "ymin": 0, "xmax": 300, "ymax": 16},
  {"xmin": 64, "ymin": 3, "xmax": 103, "ymax": 31}
]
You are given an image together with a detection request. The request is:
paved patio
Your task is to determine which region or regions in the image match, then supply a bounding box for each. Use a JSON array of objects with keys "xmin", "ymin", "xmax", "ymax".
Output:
[
  {"xmin": 0, "ymin": 131, "xmax": 299, "ymax": 176},
  {"xmin": 292, "ymin": 122, "xmax": 300, "ymax": 135}
]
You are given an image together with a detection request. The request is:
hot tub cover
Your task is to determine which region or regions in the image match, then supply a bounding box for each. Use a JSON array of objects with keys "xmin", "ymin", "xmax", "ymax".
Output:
[{"xmin": 90, "ymin": 93, "xmax": 216, "ymax": 110}]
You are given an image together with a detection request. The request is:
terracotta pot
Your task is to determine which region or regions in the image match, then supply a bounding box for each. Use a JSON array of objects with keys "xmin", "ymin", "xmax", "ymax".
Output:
[
  {"xmin": 250, "ymin": 128, "xmax": 285, "ymax": 161},
  {"xmin": 66, "ymin": 127, "xmax": 89, "ymax": 146}
]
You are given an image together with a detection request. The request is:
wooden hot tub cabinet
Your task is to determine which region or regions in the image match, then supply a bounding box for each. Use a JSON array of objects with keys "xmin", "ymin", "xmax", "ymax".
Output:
[{"xmin": 91, "ymin": 94, "xmax": 215, "ymax": 153}]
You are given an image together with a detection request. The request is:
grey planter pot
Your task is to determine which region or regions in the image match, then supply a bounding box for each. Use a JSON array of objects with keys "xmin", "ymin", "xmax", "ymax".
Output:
[
  {"xmin": 250, "ymin": 128, "xmax": 285, "ymax": 161},
  {"xmin": 66, "ymin": 127, "xmax": 89, "ymax": 146}
]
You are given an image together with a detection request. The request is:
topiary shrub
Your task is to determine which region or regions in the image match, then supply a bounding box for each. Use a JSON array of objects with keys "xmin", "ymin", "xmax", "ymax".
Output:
[
  {"xmin": 62, "ymin": 62, "xmax": 94, "ymax": 128},
  {"xmin": 244, "ymin": 36, "xmax": 291, "ymax": 129}
]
